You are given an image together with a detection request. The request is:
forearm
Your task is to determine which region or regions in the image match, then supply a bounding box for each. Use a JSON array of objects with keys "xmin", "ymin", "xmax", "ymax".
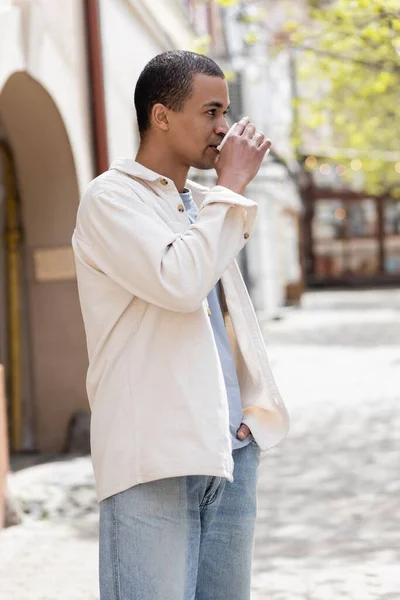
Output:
[{"xmin": 80, "ymin": 186, "xmax": 258, "ymax": 313}]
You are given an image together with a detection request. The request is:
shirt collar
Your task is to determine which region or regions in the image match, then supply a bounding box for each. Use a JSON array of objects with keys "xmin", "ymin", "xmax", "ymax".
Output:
[
  {"xmin": 109, "ymin": 158, "xmax": 210, "ymax": 207},
  {"xmin": 110, "ymin": 158, "xmax": 161, "ymax": 182}
]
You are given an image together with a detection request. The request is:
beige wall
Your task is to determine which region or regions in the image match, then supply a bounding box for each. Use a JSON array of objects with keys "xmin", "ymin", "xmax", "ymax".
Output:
[
  {"xmin": 100, "ymin": 0, "xmax": 195, "ymax": 160},
  {"xmin": 0, "ymin": 0, "xmax": 94, "ymax": 195},
  {"xmin": 0, "ymin": 73, "xmax": 88, "ymax": 452},
  {"xmin": 0, "ymin": 0, "xmax": 95, "ymax": 452}
]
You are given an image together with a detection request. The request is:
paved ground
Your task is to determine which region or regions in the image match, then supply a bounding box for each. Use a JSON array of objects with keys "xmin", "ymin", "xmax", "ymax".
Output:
[
  {"xmin": 1, "ymin": 288, "xmax": 400, "ymax": 599},
  {"xmin": 253, "ymin": 288, "xmax": 400, "ymax": 599},
  {"xmin": 0, "ymin": 458, "xmax": 99, "ymax": 600}
]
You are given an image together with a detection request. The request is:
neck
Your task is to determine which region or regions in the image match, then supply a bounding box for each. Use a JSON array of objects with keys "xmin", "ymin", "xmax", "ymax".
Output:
[{"xmin": 136, "ymin": 142, "xmax": 189, "ymax": 193}]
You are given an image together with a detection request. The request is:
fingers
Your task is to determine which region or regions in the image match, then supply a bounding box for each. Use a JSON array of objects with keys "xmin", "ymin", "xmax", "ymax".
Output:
[
  {"xmin": 217, "ymin": 122, "xmax": 238, "ymax": 152},
  {"xmin": 237, "ymin": 423, "xmax": 251, "ymax": 441},
  {"xmin": 244, "ymin": 123, "xmax": 257, "ymax": 140},
  {"xmin": 237, "ymin": 119, "xmax": 269, "ymax": 147},
  {"xmin": 260, "ymin": 137, "xmax": 272, "ymax": 155},
  {"xmin": 231, "ymin": 117, "xmax": 272, "ymax": 155},
  {"xmin": 253, "ymin": 130, "xmax": 265, "ymax": 147},
  {"xmin": 235, "ymin": 116, "xmax": 250, "ymax": 135}
]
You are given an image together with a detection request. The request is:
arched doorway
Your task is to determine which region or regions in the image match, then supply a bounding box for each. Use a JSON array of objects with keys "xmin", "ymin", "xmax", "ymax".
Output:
[{"xmin": 0, "ymin": 72, "xmax": 88, "ymax": 453}]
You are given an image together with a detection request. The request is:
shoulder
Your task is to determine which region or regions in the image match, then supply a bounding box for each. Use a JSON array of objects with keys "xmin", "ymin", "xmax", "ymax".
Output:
[
  {"xmin": 82, "ymin": 170, "xmax": 145, "ymax": 203},
  {"xmin": 76, "ymin": 171, "xmax": 153, "ymax": 236}
]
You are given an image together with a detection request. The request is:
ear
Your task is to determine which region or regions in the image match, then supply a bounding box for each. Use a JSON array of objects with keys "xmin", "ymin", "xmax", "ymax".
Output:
[{"xmin": 152, "ymin": 103, "xmax": 170, "ymax": 132}]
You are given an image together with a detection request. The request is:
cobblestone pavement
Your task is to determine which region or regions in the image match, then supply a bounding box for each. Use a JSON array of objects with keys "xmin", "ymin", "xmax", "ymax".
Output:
[
  {"xmin": 0, "ymin": 459, "xmax": 99, "ymax": 600},
  {"xmin": 253, "ymin": 288, "xmax": 400, "ymax": 600},
  {"xmin": 1, "ymin": 289, "xmax": 400, "ymax": 599}
]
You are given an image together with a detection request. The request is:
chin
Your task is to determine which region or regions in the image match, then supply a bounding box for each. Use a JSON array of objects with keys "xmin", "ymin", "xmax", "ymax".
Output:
[
  {"xmin": 194, "ymin": 165, "xmax": 215, "ymax": 171},
  {"xmin": 191, "ymin": 158, "xmax": 217, "ymax": 171}
]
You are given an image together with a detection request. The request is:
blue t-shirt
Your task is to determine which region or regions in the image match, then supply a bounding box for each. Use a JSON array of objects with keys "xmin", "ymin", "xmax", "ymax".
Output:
[{"xmin": 180, "ymin": 190, "xmax": 252, "ymax": 451}]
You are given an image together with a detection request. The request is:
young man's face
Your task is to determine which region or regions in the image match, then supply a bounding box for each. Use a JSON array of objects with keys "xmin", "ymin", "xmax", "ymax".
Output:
[{"xmin": 165, "ymin": 74, "xmax": 231, "ymax": 170}]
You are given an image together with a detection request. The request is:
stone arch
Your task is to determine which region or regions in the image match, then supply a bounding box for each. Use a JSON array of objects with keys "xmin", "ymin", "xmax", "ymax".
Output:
[{"xmin": 0, "ymin": 71, "xmax": 88, "ymax": 452}]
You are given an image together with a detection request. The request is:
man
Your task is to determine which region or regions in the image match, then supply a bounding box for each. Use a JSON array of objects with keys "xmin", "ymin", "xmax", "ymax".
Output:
[{"xmin": 72, "ymin": 50, "xmax": 289, "ymax": 600}]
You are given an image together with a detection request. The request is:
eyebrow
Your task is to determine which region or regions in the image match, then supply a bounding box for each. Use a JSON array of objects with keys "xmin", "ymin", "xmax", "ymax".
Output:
[{"xmin": 203, "ymin": 101, "xmax": 230, "ymax": 110}]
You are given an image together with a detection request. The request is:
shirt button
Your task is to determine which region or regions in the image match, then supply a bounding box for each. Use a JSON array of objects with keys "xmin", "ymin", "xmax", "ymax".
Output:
[
  {"xmin": 160, "ymin": 178, "xmax": 168, "ymax": 186},
  {"xmin": 177, "ymin": 204, "xmax": 185, "ymax": 213},
  {"xmin": 244, "ymin": 232, "xmax": 249, "ymax": 239},
  {"xmin": 207, "ymin": 308, "xmax": 212, "ymax": 316}
]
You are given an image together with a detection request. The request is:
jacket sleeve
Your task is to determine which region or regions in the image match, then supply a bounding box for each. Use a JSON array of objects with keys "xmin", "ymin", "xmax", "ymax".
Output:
[{"xmin": 77, "ymin": 184, "xmax": 258, "ymax": 313}]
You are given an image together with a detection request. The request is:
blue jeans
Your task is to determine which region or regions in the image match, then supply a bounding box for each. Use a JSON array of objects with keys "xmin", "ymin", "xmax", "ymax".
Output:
[{"xmin": 99, "ymin": 440, "xmax": 261, "ymax": 600}]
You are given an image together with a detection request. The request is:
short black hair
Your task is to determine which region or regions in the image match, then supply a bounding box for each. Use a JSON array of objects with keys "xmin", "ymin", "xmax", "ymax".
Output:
[{"xmin": 134, "ymin": 50, "xmax": 225, "ymax": 138}]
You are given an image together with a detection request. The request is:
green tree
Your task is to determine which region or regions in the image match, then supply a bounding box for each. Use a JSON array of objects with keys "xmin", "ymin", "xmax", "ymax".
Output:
[
  {"xmin": 288, "ymin": 0, "xmax": 400, "ymax": 197},
  {"xmin": 213, "ymin": 0, "xmax": 400, "ymax": 197}
]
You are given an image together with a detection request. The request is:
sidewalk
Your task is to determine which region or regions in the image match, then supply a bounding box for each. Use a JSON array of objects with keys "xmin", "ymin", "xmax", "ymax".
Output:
[
  {"xmin": 0, "ymin": 457, "xmax": 99, "ymax": 600},
  {"xmin": 1, "ymin": 289, "xmax": 400, "ymax": 599},
  {"xmin": 0, "ymin": 518, "xmax": 98, "ymax": 600},
  {"xmin": 253, "ymin": 288, "xmax": 400, "ymax": 599}
]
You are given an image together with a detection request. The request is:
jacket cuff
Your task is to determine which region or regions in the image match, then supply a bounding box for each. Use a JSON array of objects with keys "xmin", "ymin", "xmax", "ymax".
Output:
[
  {"xmin": 199, "ymin": 185, "xmax": 258, "ymax": 238},
  {"xmin": 242, "ymin": 406, "xmax": 290, "ymax": 452}
]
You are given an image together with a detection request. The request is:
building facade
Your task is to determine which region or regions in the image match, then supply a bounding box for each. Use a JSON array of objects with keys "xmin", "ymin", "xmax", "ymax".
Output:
[
  {"xmin": 0, "ymin": 0, "xmax": 196, "ymax": 460},
  {"xmin": 0, "ymin": 0, "xmax": 302, "ymax": 486},
  {"xmin": 302, "ymin": 160, "xmax": 400, "ymax": 287},
  {"xmin": 0, "ymin": 0, "xmax": 93, "ymax": 456}
]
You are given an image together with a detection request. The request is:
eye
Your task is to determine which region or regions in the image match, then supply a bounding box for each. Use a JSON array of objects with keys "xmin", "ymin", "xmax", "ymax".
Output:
[{"xmin": 207, "ymin": 109, "xmax": 217, "ymax": 116}]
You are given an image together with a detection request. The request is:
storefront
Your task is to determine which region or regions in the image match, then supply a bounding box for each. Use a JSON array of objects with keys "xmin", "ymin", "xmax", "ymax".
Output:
[{"xmin": 303, "ymin": 164, "xmax": 400, "ymax": 287}]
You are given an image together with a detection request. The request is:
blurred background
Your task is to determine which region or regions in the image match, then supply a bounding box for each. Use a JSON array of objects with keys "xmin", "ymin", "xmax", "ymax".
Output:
[{"xmin": 0, "ymin": 0, "xmax": 399, "ymax": 598}]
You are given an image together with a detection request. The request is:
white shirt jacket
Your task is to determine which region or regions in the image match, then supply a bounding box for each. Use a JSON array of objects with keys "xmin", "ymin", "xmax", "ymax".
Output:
[{"xmin": 72, "ymin": 158, "xmax": 289, "ymax": 502}]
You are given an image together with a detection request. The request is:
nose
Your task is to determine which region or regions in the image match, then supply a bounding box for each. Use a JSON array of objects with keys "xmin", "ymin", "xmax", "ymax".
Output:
[{"xmin": 215, "ymin": 116, "xmax": 230, "ymax": 137}]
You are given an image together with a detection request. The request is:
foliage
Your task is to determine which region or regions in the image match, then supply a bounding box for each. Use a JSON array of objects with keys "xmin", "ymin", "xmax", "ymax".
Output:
[
  {"xmin": 215, "ymin": 0, "xmax": 238, "ymax": 7},
  {"xmin": 212, "ymin": 0, "xmax": 400, "ymax": 196},
  {"xmin": 190, "ymin": 34, "xmax": 212, "ymax": 55},
  {"xmin": 285, "ymin": 0, "xmax": 400, "ymax": 197}
]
